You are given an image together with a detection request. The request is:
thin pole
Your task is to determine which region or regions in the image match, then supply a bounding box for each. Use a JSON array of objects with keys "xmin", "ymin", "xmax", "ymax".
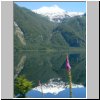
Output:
[{"xmin": 68, "ymin": 70, "xmax": 72, "ymax": 98}]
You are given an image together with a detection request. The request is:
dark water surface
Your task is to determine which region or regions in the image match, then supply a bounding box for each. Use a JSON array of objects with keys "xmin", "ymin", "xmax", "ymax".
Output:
[{"xmin": 14, "ymin": 50, "xmax": 86, "ymax": 98}]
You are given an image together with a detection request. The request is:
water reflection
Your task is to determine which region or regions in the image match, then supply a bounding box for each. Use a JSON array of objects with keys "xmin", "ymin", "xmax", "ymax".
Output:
[
  {"xmin": 26, "ymin": 88, "xmax": 86, "ymax": 98},
  {"xmin": 14, "ymin": 55, "xmax": 26, "ymax": 79},
  {"xmin": 14, "ymin": 51, "xmax": 86, "ymax": 98},
  {"xmin": 26, "ymin": 78, "xmax": 86, "ymax": 98}
]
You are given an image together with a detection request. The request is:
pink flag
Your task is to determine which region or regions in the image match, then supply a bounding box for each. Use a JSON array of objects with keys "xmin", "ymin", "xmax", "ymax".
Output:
[{"xmin": 66, "ymin": 55, "xmax": 71, "ymax": 71}]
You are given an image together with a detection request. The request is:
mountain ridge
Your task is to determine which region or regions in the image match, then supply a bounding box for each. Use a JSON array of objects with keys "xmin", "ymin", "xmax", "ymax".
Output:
[
  {"xmin": 14, "ymin": 4, "xmax": 86, "ymax": 51},
  {"xmin": 33, "ymin": 5, "xmax": 85, "ymax": 22}
]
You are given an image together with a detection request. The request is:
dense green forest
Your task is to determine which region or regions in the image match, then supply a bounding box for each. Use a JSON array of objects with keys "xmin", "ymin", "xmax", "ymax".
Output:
[{"xmin": 14, "ymin": 4, "xmax": 86, "ymax": 51}]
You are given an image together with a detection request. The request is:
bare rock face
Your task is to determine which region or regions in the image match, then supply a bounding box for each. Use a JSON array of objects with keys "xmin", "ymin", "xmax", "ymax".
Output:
[{"xmin": 14, "ymin": 22, "xmax": 26, "ymax": 46}]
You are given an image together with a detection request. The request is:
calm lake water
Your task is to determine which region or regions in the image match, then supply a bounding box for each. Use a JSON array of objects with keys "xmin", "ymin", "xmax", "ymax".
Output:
[
  {"xmin": 26, "ymin": 88, "xmax": 86, "ymax": 98},
  {"xmin": 14, "ymin": 50, "xmax": 86, "ymax": 98}
]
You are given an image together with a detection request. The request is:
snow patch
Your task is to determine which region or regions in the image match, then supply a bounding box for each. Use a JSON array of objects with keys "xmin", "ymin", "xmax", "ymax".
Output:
[
  {"xmin": 33, "ymin": 5, "xmax": 65, "ymax": 15},
  {"xmin": 32, "ymin": 5, "xmax": 84, "ymax": 22},
  {"xmin": 67, "ymin": 12, "xmax": 84, "ymax": 17}
]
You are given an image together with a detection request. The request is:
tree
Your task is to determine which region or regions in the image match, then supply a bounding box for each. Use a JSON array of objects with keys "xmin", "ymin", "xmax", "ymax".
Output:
[{"xmin": 15, "ymin": 75, "xmax": 32, "ymax": 98}]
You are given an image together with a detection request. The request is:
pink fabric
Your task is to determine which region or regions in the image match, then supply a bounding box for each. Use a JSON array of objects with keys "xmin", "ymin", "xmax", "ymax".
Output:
[{"xmin": 66, "ymin": 55, "xmax": 71, "ymax": 71}]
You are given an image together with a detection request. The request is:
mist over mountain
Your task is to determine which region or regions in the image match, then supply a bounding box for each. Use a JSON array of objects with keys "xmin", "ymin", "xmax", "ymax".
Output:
[{"xmin": 14, "ymin": 4, "xmax": 86, "ymax": 51}]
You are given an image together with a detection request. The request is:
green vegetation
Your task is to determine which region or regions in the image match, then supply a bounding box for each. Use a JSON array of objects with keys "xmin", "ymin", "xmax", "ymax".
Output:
[
  {"xmin": 14, "ymin": 51, "xmax": 86, "ymax": 86},
  {"xmin": 14, "ymin": 75, "xmax": 33, "ymax": 98},
  {"xmin": 54, "ymin": 15, "xmax": 86, "ymax": 47},
  {"xmin": 14, "ymin": 3, "xmax": 86, "ymax": 97},
  {"xmin": 14, "ymin": 4, "xmax": 86, "ymax": 51}
]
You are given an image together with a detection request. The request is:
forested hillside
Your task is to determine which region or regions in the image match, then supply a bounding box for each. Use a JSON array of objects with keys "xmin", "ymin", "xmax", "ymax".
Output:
[{"xmin": 14, "ymin": 4, "xmax": 86, "ymax": 50}]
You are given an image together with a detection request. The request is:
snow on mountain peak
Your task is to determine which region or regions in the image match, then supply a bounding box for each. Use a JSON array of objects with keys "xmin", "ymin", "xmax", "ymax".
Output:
[
  {"xmin": 32, "ymin": 5, "xmax": 84, "ymax": 22},
  {"xmin": 32, "ymin": 5, "xmax": 67, "ymax": 22},
  {"xmin": 33, "ymin": 5, "xmax": 65, "ymax": 14},
  {"xmin": 67, "ymin": 12, "xmax": 84, "ymax": 17}
]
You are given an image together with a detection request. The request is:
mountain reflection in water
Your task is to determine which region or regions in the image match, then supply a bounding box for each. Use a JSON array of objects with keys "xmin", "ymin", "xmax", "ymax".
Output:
[
  {"xmin": 14, "ymin": 51, "xmax": 86, "ymax": 98},
  {"xmin": 26, "ymin": 78, "xmax": 86, "ymax": 98}
]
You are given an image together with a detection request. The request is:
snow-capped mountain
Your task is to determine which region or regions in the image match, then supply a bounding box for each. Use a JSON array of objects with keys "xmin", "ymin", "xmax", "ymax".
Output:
[
  {"xmin": 67, "ymin": 12, "xmax": 84, "ymax": 17},
  {"xmin": 32, "ymin": 5, "xmax": 84, "ymax": 22}
]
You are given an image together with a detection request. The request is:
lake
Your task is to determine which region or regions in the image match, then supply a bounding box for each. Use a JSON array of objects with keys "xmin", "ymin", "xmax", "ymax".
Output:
[
  {"xmin": 14, "ymin": 50, "xmax": 86, "ymax": 98},
  {"xmin": 26, "ymin": 88, "xmax": 86, "ymax": 98}
]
